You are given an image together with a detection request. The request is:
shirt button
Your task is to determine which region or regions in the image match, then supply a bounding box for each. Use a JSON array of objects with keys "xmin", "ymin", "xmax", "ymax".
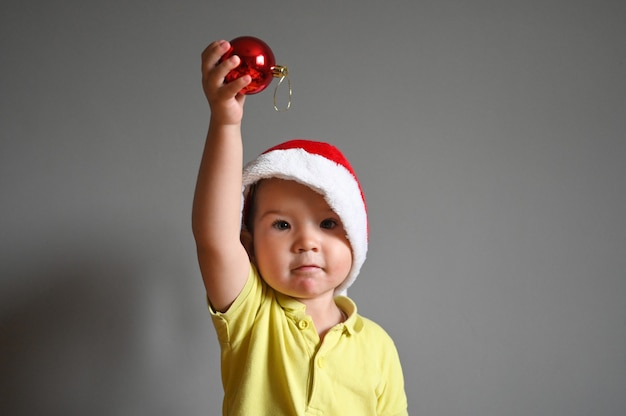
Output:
[
  {"xmin": 317, "ymin": 357, "xmax": 325, "ymax": 368},
  {"xmin": 298, "ymin": 320, "xmax": 309, "ymax": 330}
]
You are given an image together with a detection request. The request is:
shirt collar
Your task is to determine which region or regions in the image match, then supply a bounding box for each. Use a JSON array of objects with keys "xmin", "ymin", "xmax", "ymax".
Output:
[
  {"xmin": 275, "ymin": 292, "xmax": 363, "ymax": 336},
  {"xmin": 334, "ymin": 295, "xmax": 363, "ymax": 335}
]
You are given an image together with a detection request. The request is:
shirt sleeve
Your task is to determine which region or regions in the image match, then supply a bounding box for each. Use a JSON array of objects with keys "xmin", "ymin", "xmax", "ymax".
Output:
[
  {"xmin": 377, "ymin": 338, "xmax": 409, "ymax": 416},
  {"xmin": 209, "ymin": 264, "xmax": 265, "ymax": 347}
]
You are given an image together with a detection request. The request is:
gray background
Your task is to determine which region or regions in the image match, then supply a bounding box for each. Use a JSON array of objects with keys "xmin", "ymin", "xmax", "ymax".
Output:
[{"xmin": 1, "ymin": 0, "xmax": 625, "ymax": 415}]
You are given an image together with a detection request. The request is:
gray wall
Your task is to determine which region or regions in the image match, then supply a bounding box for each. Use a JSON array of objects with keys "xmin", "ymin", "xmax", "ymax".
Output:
[{"xmin": 1, "ymin": 0, "xmax": 625, "ymax": 414}]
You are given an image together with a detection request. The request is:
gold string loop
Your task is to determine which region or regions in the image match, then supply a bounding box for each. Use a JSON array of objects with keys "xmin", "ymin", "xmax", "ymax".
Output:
[{"xmin": 272, "ymin": 65, "xmax": 291, "ymax": 112}]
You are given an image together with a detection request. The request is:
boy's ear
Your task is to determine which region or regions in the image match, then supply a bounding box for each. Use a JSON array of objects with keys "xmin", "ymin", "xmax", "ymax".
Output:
[{"xmin": 240, "ymin": 229, "xmax": 254, "ymax": 260}]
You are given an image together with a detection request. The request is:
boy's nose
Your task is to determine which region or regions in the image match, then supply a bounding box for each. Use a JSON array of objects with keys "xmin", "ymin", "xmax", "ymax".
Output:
[{"xmin": 293, "ymin": 226, "xmax": 320, "ymax": 252}]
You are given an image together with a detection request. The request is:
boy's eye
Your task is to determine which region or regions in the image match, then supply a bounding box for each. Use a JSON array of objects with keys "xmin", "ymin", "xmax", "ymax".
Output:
[
  {"xmin": 272, "ymin": 220, "xmax": 290, "ymax": 230},
  {"xmin": 320, "ymin": 219, "xmax": 338, "ymax": 229}
]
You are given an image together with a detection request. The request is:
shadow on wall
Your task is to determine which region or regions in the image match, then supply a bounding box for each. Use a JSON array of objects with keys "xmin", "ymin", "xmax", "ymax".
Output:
[{"xmin": 0, "ymin": 241, "xmax": 142, "ymax": 415}]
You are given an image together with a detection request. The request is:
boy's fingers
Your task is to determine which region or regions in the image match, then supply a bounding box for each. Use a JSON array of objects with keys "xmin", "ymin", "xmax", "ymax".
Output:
[
  {"xmin": 201, "ymin": 40, "xmax": 229, "ymax": 58},
  {"xmin": 200, "ymin": 40, "xmax": 251, "ymax": 100},
  {"xmin": 222, "ymin": 74, "xmax": 252, "ymax": 96},
  {"xmin": 218, "ymin": 55, "xmax": 241, "ymax": 78},
  {"xmin": 204, "ymin": 55, "xmax": 241, "ymax": 93},
  {"xmin": 201, "ymin": 40, "xmax": 231, "ymax": 73},
  {"xmin": 212, "ymin": 75, "xmax": 250, "ymax": 101}
]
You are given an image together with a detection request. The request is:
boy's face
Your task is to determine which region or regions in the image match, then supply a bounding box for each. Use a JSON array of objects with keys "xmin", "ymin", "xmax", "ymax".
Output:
[{"xmin": 249, "ymin": 178, "xmax": 353, "ymax": 300}]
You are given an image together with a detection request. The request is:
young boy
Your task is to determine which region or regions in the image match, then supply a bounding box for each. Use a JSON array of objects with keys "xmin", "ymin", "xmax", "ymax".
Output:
[{"xmin": 193, "ymin": 40, "xmax": 408, "ymax": 416}]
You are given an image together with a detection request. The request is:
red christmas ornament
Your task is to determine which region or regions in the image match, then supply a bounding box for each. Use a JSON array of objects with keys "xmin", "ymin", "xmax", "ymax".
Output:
[{"xmin": 221, "ymin": 36, "xmax": 287, "ymax": 95}]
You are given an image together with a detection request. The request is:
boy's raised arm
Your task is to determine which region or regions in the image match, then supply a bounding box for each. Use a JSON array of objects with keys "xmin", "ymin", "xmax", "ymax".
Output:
[{"xmin": 192, "ymin": 40, "xmax": 252, "ymax": 312}]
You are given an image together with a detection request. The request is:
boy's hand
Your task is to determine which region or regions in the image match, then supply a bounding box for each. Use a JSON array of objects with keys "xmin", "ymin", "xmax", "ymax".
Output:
[{"xmin": 201, "ymin": 40, "xmax": 252, "ymax": 125}]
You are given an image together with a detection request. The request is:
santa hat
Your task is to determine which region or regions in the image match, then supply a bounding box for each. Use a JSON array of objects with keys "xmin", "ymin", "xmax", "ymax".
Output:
[{"xmin": 242, "ymin": 139, "xmax": 368, "ymax": 295}]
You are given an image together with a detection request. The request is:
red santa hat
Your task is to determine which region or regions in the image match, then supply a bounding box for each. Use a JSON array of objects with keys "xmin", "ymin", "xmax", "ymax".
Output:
[{"xmin": 242, "ymin": 139, "xmax": 368, "ymax": 295}]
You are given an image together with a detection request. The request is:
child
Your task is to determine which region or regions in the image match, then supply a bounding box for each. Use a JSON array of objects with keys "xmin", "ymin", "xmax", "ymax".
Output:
[{"xmin": 193, "ymin": 40, "xmax": 408, "ymax": 416}]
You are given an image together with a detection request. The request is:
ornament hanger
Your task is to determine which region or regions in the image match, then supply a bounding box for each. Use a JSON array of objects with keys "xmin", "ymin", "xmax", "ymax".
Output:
[{"xmin": 272, "ymin": 65, "xmax": 291, "ymax": 112}]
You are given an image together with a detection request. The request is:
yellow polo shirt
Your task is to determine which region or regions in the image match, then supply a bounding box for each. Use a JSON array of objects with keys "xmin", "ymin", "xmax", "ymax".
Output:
[{"xmin": 210, "ymin": 265, "xmax": 408, "ymax": 416}]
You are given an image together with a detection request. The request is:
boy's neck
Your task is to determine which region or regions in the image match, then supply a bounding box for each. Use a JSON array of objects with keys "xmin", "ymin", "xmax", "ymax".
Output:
[{"xmin": 297, "ymin": 294, "xmax": 345, "ymax": 340}]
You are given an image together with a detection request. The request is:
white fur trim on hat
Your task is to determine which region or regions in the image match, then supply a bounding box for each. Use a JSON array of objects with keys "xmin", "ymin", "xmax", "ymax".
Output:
[{"xmin": 242, "ymin": 140, "xmax": 368, "ymax": 296}]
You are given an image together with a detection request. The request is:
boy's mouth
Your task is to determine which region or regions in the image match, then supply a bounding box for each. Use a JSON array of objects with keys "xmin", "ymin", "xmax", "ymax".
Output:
[{"xmin": 292, "ymin": 264, "xmax": 322, "ymax": 273}]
